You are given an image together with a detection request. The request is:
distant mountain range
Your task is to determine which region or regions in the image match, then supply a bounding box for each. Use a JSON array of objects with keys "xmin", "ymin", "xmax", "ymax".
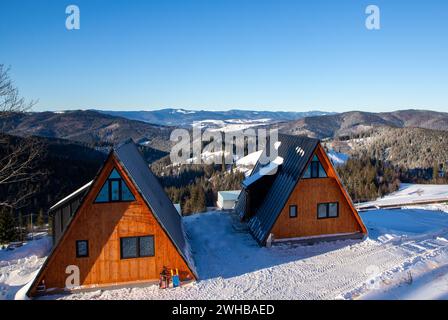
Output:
[
  {"xmin": 0, "ymin": 110, "xmax": 173, "ymax": 151},
  {"xmin": 97, "ymin": 108, "xmax": 333, "ymax": 127},
  {"xmin": 277, "ymin": 109, "xmax": 448, "ymax": 139},
  {"xmin": 2, "ymin": 109, "xmax": 448, "ymax": 153}
]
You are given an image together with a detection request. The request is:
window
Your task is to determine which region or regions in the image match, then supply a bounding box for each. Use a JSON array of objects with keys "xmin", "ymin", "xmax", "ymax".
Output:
[
  {"xmin": 120, "ymin": 236, "xmax": 155, "ymax": 259},
  {"xmin": 317, "ymin": 202, "xmax": 339, "ymax": 219},
  {"xmin": 76, "ymin": 240, "xmax": 89, "ymax": 258},
  {"xmin": 303, "ymin": 155, "xmax": 328, "ymax": 179},
  {"xmin": 95, "ymin": 168, "xmax": 136, "ymax": 203},
  {"xmin": 289, "ymin": 205, "xmax": 298, "ymax": 218}
]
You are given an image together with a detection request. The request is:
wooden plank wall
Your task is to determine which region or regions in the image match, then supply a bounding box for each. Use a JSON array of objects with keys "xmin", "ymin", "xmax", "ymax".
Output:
[
  {"xmin": 30, "ymin": 156, "xmax": 194, "ymax": 296},
  {"xmin": 271, "ymin": 145, "xmax": 365, "ymax": 239}
]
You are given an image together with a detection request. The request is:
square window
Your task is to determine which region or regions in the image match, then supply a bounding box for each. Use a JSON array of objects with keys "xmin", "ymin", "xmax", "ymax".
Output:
[
  {"xmin": 76, "ymin": 240, "xmax": 89, "ymax": 258},
  {"xmin": 329, "ymin": 203, "xmax": 338, "ymax": 217},
  {"xmin": 121, "ymin": 237, "xmax": 138, "ymax": 259},
  {"xmin": 139, "ymin": 236, "xmax": 155, "ymax": 257},
  {"xmin": 289, "ymin": 205, "xmax": 298, "ymax": 218}
]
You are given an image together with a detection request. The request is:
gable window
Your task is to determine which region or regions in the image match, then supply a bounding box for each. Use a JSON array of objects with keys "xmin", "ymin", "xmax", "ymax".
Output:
[
  {"xmin": 303, "ymin": 155, "xmax": 328, "ymax": 179},
  {"xmin": 76, "ymin": 240, "xmax": 89, "ymax": 258},
  {"xmin": 120, "ymin": 236, "xmax": 155, "ymax": 259},
  {"xmin": 95, "ymin": 168, "xmax": 136, "ymax": 203},
  {"xmin": 317, "ymin": 202, "xmax": 339, "ymax": 219},
  {"xmin": 289, "ymin": 205, "xmax": 298, "ymax": 218}
]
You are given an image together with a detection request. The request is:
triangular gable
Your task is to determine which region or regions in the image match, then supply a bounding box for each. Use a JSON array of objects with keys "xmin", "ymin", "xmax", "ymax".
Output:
[
  {"xmin": 312, "ymin": 144, "xmax": 367, "ymax": 235},
  {"xmin": 242, "ymin": 134, "xmax": 366, "ymax": 245},
  {"xmin": 113, "ymin": 142, "xmax": 196, "ymax": 277},
  {"xmin": 265, "ymin": 143, "xmax": 366, "ymax": 243},
  {"xmin": 302, "ymin": 154, "xmax": 328, "ymax": 179},
  {"xmin": 27, "ymin": 141, "xmax": 197, "ymax": 297},
  {"xmin": 243, "ymin": 134, "xmax": 320, "ymax": 243},
  {"xmin": 94, "ymin": 168, "xmax": 135, "ymax": 202}
]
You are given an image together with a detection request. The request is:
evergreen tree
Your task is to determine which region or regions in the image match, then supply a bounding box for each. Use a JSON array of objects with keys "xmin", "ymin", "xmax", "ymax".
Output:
[
  {"xmin": 37, "ymin": 208, "xmax": 45, "ymax": 227},
  {"xmin": 0, "ymin": 207, "xmax": 18, "ymax": 243}
]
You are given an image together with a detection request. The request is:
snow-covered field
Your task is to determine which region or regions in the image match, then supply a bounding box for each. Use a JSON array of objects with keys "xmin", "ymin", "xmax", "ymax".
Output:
[
  {"xmin": 327, "ymin": 150, "xmax": 349, "ymax": 166},
  {"xmin": 3, "ymin": 204, "xmax": 448, "ymax": 300},
  {"xmin": 358, "ymin": 184, "xmax": 448, "ymax": 210},
  {"xmin": 0, "ymin": 237, "xmax": 52, "ymax": 300}
]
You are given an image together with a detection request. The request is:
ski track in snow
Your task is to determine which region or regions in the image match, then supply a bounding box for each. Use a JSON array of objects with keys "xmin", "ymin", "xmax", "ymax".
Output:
[{"xmin": 54, "ymin": 210, "xmax": 448, "ymax": 300}]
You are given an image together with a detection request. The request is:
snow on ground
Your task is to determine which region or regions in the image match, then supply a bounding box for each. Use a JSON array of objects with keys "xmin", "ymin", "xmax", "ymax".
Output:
[
  {"xmin": 0, "ymin": 236, "xmax": 52, "ymax": 300},
  {"xmin": 358, "ymin": 184, "xmax": 448, "ymax": 210},
  {"xmin": 4, "ymin": 204, "xmax": 448, "ymax": 300},
  {"xmin": 192, "ymin": 119, "xmax": 270, "ymax": 133},
  {"xmin": 327, "ymin": 150, "xmax": 349, "ymax": 166},
  {"xmin": 48, "ymin": 207, "xmax": 448, "ymax": 300}
]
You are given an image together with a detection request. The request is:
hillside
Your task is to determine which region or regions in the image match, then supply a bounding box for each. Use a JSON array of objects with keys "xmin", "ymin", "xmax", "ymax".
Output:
[
  {"xmin": 337, "ymin": 127, "xmax": 448, "ymax": 169},
  {"xmin": 99, "ymin": 108, "xmax": 333, "ymax": 127},
  {"xmin": 0, "ymin": 134, "xmax": 106, "ymax": 215},
  {"xmin": 278, "ymin": 110, "xmax": 448, "ymax": 139},
  {"xmin": 0, "ymin": 110, "xmax": 174, "ymax": 152}
]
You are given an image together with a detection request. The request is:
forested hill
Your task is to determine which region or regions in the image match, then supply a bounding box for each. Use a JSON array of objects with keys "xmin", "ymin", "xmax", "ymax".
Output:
[
  {"xmin": 277, "ymin": 109, "xmax": 448, "ymax": 139},
  {"xmin": 0, "ymin": 134, "xmax": 106, "ymax": 216},
  {"xmin": 0, "ymin": 110, "xmax": 173, "ymax": 152}
]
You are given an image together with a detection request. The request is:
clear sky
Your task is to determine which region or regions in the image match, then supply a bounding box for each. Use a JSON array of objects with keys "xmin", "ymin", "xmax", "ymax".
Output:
[{"xmin": 0, "ymin": 0, "xmax": 447, "ymax": 113}]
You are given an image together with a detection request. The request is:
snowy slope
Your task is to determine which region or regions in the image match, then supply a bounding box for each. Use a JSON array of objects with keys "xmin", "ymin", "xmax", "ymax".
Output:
[
  {"xmin": 0, "ymin": 236, "xmax": 52, "ymax": 300},
  {"xmin": 41, "ymin": 207, "xmax": 448, "ymax": 300},
  {"xmin": 4, "ymin": 206, "xmax": 448, "ymax": 300},
  {"xmin": 327, "ymin": 150, "xmax": 349, "ymax": 166},
  {"xmin": 358, "ymin": 184, "xmax": 448, "ymax": 210}
]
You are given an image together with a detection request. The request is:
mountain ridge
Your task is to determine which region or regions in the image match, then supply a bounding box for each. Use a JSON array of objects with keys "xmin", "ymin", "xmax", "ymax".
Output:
[{"xmin": 277, "ymin": 109, "xmax": 448, "ymax": 139}]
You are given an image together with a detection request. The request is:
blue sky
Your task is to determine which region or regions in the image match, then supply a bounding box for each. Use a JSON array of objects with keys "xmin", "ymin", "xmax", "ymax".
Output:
[{"xmin": 0, "ymin": 0, "xmax": 447, "ymax": 112}]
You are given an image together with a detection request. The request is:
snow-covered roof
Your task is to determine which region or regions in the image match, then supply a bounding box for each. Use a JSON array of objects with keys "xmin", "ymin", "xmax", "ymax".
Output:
[
  {"xmin": 49, "ymin": 181, "xmax": 93, "ymax": 212},
  {"xmin": 236, "ymin": 134, "xmax": 321, "ymax": 245},
  {"xmin": 241, "ymin": 156, "xmax": 284, "ymax": 188}
]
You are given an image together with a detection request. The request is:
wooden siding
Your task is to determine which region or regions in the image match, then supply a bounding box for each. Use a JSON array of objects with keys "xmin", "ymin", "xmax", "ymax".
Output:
[
  {"xmin": 270, "ymin": 144, "xmax": 366, "ymax": 239},
  {"xmin": 29, "ymin": 155, "xmax": 194, "ymax": 296}
]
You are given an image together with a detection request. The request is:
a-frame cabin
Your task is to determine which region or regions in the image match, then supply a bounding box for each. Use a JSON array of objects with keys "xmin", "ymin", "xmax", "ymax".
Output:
[
  {"xmin": 236, "ymin": 134, "xmax": 367, "ymax": 246},
  {"xmin": 27, "ymin": 140, "xmax": 196, "ymax": 297}
]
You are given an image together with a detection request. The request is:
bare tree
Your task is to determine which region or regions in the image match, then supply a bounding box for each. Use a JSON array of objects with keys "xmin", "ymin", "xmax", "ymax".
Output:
[{"xmin": 0, "ymin": 64, "xmax": 44, "ymax": 209}]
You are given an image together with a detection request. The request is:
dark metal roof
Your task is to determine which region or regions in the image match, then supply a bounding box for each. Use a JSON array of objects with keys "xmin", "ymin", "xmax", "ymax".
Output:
[
  {"xmin": 237, "ymin": 134, "xmax": 320, "ymax": 245},
  {"xmin": 114, "ymin": 141, "xmax": 196, "ymax": 276}
]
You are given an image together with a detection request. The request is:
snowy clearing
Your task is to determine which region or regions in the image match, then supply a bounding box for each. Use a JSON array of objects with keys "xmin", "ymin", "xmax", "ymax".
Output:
[
  {"xmin": 0, "ymin": 237, "xmax": 52, "ymax": 300},
  {"xmin": 57, "ymin": 207, "xmax": 448, "ymax": 300},
  {"xmin": 357, "ymin": 184, "xmax": 448, "ymax": 210},
  {"xmin": 327, "ymin": 150, "xmax": 349, "ymax": 166},
  {"xmin": 3, "ymin": 205, "xmax": 448, "ymax": 300}
]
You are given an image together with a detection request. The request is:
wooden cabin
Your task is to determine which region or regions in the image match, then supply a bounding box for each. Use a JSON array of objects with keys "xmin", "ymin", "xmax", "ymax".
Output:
[
  {"xmin": 236, "ymin": 134, "xmax": 367, "ymax": 246},
  {"xmin": 27, "ymin": 140, "xmax": 196, "ymax": 297}
]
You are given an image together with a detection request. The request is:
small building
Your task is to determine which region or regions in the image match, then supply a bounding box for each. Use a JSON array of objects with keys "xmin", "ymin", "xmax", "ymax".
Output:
[
  {"xmin": 49, "ymin": 181, "xmax": 92, "ymax": 245},
  {"xmin": 217, "ymin": 190, "xmax": 241, "ymax": 210},
  {"xmin": 236, "ymin": 134, "xmax": 367, "ymax": 246},
  {"xmin": 27, "ymin": 140, "xmax": 197, "ymax": 297}
]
